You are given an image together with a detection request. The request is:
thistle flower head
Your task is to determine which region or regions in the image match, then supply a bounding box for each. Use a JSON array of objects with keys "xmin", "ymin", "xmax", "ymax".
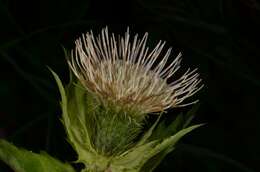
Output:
[{"xmin": 68, "ymin": 27, "xmax": 203, "ymax": 115}]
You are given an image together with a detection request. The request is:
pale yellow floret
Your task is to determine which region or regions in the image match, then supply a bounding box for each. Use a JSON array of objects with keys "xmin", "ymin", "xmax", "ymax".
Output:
[{"xmin": 68, "ymin": 27, "xmax": 203, "ymax": 114}]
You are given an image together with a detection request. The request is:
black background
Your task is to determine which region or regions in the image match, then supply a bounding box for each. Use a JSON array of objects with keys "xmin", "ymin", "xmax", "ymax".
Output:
[{"xmin": 0, "ymin": 0, "xmax": 259, "ymax": 171}]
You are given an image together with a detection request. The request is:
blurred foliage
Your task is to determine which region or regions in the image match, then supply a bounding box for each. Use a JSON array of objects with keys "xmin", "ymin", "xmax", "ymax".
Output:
[
  {"xmin": 0, "ymin": 139, "xmax": 75, "ymax": 172},
  {"xmin": 0, "ymin": 0, "xmax": 259, "ymax": 171}
]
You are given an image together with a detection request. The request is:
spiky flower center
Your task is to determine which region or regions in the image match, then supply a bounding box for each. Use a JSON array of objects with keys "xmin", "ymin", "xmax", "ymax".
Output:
[{"xmin": 69, "ymin": 28, "xmax": 202, "ymax": 114}]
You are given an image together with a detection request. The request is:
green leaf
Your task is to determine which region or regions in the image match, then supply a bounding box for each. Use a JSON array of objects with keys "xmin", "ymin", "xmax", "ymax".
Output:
[
  {"xmin": 183, "ymin": 103, "xmax": 200, "ymax": 128},
  {"xmin": 49, "ymin": 69, "xmax": 97, "ymax": 165},
  {"xmin": 149, "ymin": 113, "xmax": 184, "ymax": 141},
  {"xmin": 0, "ymin": 139, "xmax": 75, "ymax": 172},
  {"xmin": 112, "ymin": 124, "xmax": 203, "ymax": 171},
  {"xmin": 140, "ymin": 124, "xmax": 204, "ymax": 172},
  {"xmin": 148, "ymin": 124, "xmax": 203, "ymax": 158},
  {"xmin": 141, "ymin": 147, "xmax": 174, "ymax": 172},
  {"xmin": 150, "ymin": 104, "xmax": 200, "ymax": 141},
  {"xmin": 137, "ymin": 114, "xmax": 162, "ymax": 146},
  {"xmin": 111, "ymin": 140, "xmax": 159, "ymax": 171}
]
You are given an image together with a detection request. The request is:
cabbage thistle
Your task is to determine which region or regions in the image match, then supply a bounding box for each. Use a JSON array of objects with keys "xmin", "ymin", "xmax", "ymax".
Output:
[
  {"xmin": 52, "ymin": 27, "xmax": 203, "ymax": 172},
  {"xmin": 0, "ymin": 27, "xmax": 203, "ymax": 172}
]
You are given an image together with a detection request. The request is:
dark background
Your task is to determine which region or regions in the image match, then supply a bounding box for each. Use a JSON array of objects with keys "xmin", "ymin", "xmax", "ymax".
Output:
[{"xmin": 0, "ymin": 0, "xmax": 259, "ymax": 171}]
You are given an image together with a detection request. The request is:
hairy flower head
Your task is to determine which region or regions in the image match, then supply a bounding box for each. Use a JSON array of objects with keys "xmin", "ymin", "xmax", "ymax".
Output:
[{"xmin": 68, "ymin": 28, "xmax": 203, "ymax": 114}]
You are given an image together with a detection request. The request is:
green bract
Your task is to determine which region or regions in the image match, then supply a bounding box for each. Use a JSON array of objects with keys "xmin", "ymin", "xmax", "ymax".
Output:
[{"xmin": 50, "ymin": 69, "xmax": 203, "ymax": 172}]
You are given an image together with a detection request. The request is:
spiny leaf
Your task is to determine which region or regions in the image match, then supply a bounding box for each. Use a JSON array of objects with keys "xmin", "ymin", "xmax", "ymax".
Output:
[
  {"xmin": 183, "ymin": 103, "xmax": 200, "ymax": 128},
  {"xmin": 141, "ymin": 147, "xmax": 174, "ymax": 172},
  {"xmin": 112, "ymin": 140, "xmax": 159, "ymax": 170},
  {"xmin": 149, "ymin": 113, "xmax": 184, "ymax": 141},
  {"xmin": 137, "ymin": 114, "xmax": 162, "ymax": 146},
  {"xmin": 49, "ymin": 69, "xmax": 96, "ymax": 164},
  {"xmin": 0, "ymin": 139, "xmax": 75, "ymax": 172},
  {"xmin": 139, "ymin": 124, "xmax": 204, "ymax": 172},
  {"xmin": 150, "ymin": 105, "xmax": 200, "ymax": 141},
  {"xmin": 112, "ymin": 124, "xmax": 203, "ymax": 171},
  {"xmin": 150, "ymin": 124, "xmax": 204, "ymax": 157}
]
